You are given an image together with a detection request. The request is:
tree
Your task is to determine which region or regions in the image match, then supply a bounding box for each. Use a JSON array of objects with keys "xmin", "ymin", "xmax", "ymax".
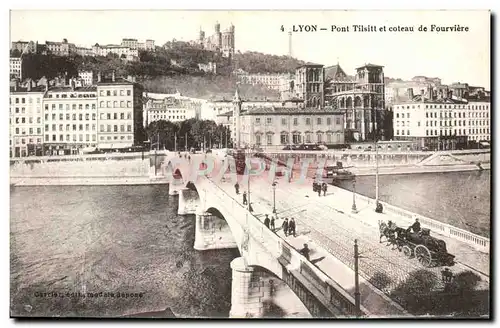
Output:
[
  {"xmin": 146, "ymin": 120, "xmax": 178, "ymax": 150},
  {"xmin": 10, "ymin": 49, "xmax": 21, "ymax": 57}
]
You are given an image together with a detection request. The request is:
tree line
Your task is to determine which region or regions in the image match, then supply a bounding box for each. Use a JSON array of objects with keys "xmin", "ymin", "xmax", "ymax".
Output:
[{"xmin": 146, "ymin": 118, "xmax": 233, "ymax": 151}]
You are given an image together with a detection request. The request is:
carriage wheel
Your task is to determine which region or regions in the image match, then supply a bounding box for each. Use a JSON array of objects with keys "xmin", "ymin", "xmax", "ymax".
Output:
[
  {"xmin": 415, "ymin": 245, "xmax": 432, "ymax": 267},
  {"xmin": 402, "ymin": 245, "xmax": 412, "ymax": 258}
]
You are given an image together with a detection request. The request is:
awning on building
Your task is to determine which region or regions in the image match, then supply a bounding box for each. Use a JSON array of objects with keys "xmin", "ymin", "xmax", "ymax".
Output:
[{"xmin": 480, "ymin": 142, "xmax": 490, "ymax": 147}]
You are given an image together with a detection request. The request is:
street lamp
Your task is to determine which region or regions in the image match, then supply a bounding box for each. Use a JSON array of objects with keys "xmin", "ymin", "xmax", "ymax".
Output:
[
  {"xmin": 352, "ymin": 178, "xmax": 358, "ymax": 214},
  {"xmin": 272, "ymin": 181, "xmax": 278, "ymax": 214}
]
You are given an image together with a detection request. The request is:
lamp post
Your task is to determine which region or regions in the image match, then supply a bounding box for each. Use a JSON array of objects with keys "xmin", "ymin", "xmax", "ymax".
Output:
[
  {"xmin": 351, "ymin": 178, "xmax": 358, "ymax": 214},
  {"xmin": 272, "ymin": 181, "xmax": 277, "ymax": 214},
  {"xmin": 354, "ymin": 239, "xmax": 361, "ymax": 317}
]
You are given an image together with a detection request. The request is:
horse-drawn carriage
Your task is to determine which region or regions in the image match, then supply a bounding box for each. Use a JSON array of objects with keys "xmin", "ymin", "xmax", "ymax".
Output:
[{"xmin": 379, "ymin": 221, "xmax": 455, "ymax": 268}]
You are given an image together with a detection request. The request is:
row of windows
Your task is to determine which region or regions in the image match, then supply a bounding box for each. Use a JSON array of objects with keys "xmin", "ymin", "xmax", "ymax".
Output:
[
  {"xmin": 45, "ymin": 134, "xmax": 97, "ymax": 142},
  {"xmin": 255, "ymin": 132, "xmax": 342, "ymax": 145},
  {"xmin": 99, "ymin": 89, "xmax": 132, "ymax": 97},
  {"xmin": 11, "ymin": 97, "xmax": 41, "ymax": 104},
  {"xmin": 14, "ymin": 128, "xmax": 42, "ymax": 135},
  {"xmin": 99, "ymin": 125, "xmax": 133, "ymax": 133},
  {"xmin": 45, "ymin": 103, "xmax": 96, "ymax": 110},
  {"xmin": 100, "ymin": 113, "xmax": 133, "ymax": 120},
  {"xmin": 99, "ymin": 101, "xmax": 132, "ymax": 108},
  {"xmin": 13, "ymin": 107, "xmax": 41, "ymax": 114},
  {"xmin": 47, "ymin": 93, "xmax": 96, "ymax": 99},
  {"xmin": 254, "ymin": 117, "xmax": 341, "ymax": 126},
  {"xmin": 395, "ymin": 104, "xmax": 489, "ymax": 110},
  {"xmin": 13, "ymin": 138, "xmax": 42, "ymax": 145},
  {"xmin": 99, "ymin": 135, "xmax": 133, "ymax": 141},
  {"xmin": 151, "ymin": 115, "xmax": 186, "ymax": 120},
  {"xmin": 394, "ymin": 128, "xmax": 490, "ymax": 136},
  {"xmin": 45, "ymin": 124, "xmax": 96, "ymax": 132},
  {"xmin": 45, "ymin": 113, "xmax": 97, "ymax": 121},
  {"xmin": 13, "ymin": 117, "xmax": 42, "ymax": 124}
]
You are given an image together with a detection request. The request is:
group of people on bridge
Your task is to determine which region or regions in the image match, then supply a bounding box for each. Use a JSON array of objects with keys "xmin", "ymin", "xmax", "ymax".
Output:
[
  {"xmin": 262, "ymin": 214, "xmax": 297, "ymax": 238},
  {"xmin": 312, "ymin": 180, "xmax": 328, "ymax": 197}
]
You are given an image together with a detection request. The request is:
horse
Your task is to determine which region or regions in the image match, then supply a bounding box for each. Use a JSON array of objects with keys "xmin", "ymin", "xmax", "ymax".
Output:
[{"xmin": 378, "ymin": 221, "xmax": 398, "ymax": 248}]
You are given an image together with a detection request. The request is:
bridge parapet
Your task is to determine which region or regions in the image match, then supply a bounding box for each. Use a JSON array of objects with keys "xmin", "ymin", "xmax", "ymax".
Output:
[{"xmin": 332, "ymin": 186, "xmax": 490, "ymax": 253}]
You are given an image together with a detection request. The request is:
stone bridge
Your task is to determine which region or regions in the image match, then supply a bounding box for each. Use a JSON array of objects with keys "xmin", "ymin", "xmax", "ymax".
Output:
[{"xmin": 159, "ymin": 154, "xmax": 409, "ymax": 318}]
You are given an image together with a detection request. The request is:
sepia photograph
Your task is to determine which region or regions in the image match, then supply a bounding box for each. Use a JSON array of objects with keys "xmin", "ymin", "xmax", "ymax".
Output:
[{"xmin": 9, "ymin": 9, "xmax": 491, "ymax": 319}]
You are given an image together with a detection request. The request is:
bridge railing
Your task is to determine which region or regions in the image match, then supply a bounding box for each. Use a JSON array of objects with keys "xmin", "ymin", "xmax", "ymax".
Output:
[
  {"xmin": 204, "ymin": 176, "xmax": 363, "ymax": 317},
  {"xmin": 332, "ymin": 186, "xmax": 490, "ymax": 253}
]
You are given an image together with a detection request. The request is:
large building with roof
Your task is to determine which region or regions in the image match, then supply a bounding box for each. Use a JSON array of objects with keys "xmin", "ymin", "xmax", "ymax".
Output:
[
  {"xmin": 96, "ymin": 72, "xmax": 145, "ymax": 149},
  {"xmin": 9, "ymin": 82, "xmax": 46, "ymax": 157},
  {"xmin": 231, "ymin": 89, "xmax": 344, "ymax": 150},
  {"xmin": 323, "ymin": 63, "xmax": 386, "ymax": 142},
  {"xmin": 9, "ymin": 72, "xmax": 146, "ymax": 157},
  {"xmin": 391, "ymin": 89, "xmax": 490, "ymax": 150},
  {"xmin": 42, "ymin": 82, "xmax": 98, "ymax": 155}
]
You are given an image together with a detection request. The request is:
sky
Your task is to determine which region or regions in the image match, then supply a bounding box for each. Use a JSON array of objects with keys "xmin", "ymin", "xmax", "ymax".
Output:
[{"xmin": 10, "ymin": 10, "xmax": 491, "ymax": 89}]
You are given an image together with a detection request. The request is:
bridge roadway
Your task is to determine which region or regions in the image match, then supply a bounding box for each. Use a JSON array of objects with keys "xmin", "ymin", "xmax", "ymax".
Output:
[
  {"xmin": 210, "ymin": 172, "xmax": 489, "ymax": 293},
  {"xmin": 164, "ymin": 153, "xmax": 489, "ymax": 315}
]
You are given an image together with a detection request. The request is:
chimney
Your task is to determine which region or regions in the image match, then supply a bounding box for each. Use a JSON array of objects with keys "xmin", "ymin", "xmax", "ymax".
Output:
[
  {"xmin": 432, "ymin": 89, "xmax": 437, "ymax": 100},
  {"xmin": 14, "ymin": 80, "xmax": 18, "ymax": 92},
  {"xmin": 71, "ymin": 79, "xmax": 75, "ymax": 91},
  {"xmin": 420, "ymin": 89, "xmax": 424, "ymax": 102},
  {"xmin": 97, "ymin": 71, "xmax": 102, "ymax": 83},
  {"xmin": 27, "ymin": 79, "xmax": 32, "ymax": 92},
  {"xmin": 448, "ymin": 90, "xmax": 453, "ymax": 99},
  {"xmin": 112, "ymin": 70, "xmax": 115, "ymax": 82},
  {"xmin": 407, "ymin": 88, "xmax": 414, "ymax": 100}
]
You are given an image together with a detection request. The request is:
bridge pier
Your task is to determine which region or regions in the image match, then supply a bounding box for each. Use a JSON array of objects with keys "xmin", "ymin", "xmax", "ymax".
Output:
[
  {"xmin": 229, "ymin": 257, "xmax": 266, "ymax": 318},
  {"xmin": 194, "ymin": 211, "xmax": 237, "ymax": 251},
  {"xmin": 168, "ymin": 182, "xmax": 183, "ymax": 196},
  {"xmin": 177, "ymin": 188, "xmax": 190, "ymax": 215}
]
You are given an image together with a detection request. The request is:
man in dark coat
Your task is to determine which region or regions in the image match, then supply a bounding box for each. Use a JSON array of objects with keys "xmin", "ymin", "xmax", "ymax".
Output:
[
  {"xmin": 289, "ymin": 218, "xmax": 296, "ymax": 237},
  {"xmin": 322, "ymin": 183, "xmax": 327, "ymax": 196},
  {"xmin": 300, "ymin": 243, "xmax": 310, "ymax": 261},
  {"xmin": 270, "ymin": 216, "xmax": 276, "ymax": 231},
  {"xmin": 242, "ymin": 191, "xmax": 247, "ymax": 205},
  {"xmin": 282, "ymin": 218, "xmax": 289, "ymax": 237},
  {"xmin": 264, "ymin": 214, "xmax": 270, "ymax": 229},
  {"xmin": 410, "ymin": 218, "xmax": 421, "ymax": 233},
  {"xmin": 234, "ymin": 182, "xmax": 240, "ymax": 195}
]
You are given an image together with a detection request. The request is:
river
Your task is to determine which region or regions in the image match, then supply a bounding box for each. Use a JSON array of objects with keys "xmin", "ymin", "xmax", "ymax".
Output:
[
  {"xmin": 10, "ymin": 171, "xmax": 490, "ymax": 317},
  {"xmin": 10, "ymin": 185, "xmax": 239, "ymax": 318},
  {"xmin": 335, "ymin": 170, "xmax": 491, "ymax": 237}
]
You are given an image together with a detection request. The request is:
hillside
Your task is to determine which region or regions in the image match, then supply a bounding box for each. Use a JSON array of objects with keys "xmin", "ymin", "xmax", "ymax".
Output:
[
  {"xmin": 233, "ymin": 51, "xmax": 308, "ymax": 74},
  {"xmin": 141, "ymin": 75, "xmax": 279, "ymax": 100}
]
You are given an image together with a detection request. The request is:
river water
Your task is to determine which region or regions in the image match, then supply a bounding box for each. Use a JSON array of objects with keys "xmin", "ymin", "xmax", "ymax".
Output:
[
  {"xmin": 335, "ymin": 170, "xmax": 491, "ymax": 237},
  {"xmin": 10, "ymin": 171, "xmax": 490, "ymax": 317},
  {"xmin": 10, "ymin": 185, "xmax": 239, "ymax": 318}
]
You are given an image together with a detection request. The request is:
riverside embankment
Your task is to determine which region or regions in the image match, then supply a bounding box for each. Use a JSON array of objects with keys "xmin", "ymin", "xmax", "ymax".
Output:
[{"xmin": 10, "ymin": 150, "xmax": 490, "ymax": 186}]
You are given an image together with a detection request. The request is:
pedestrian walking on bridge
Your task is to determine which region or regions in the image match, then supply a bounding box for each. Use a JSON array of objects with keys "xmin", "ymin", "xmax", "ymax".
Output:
[
  {"xmin": 289, "ymin": 218, "xmax": 296, "ymax": 237},
  {"xmin": 242, "ymin": 191, "xmax": 248, "ymax": 205},
  {"xmin": 300, "ymin": 243, "xmax": 310, "ymax": 261},
  {"xmin": 264, "ymin": 214, "xmax": 270, "ymax": 229},
  {"xmin": 270, "ymin": 216, "xmax": 276, "ymax": 231},
  {"xmin": 234, "ymin": 182, "xmax": 240, "ymax": 195},
  {"xmin": 322, "ymin": 183, "xmax": 327, "ymax": 196},
  {"xmin": 282, "ymin": 218, "xmax": 289, "ymax": 237}
]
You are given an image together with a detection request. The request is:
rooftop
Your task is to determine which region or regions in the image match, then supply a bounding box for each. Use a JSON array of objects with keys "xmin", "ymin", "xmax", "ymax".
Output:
[
  {"xmin": 296, "ymin": 63, "xmax": 324, "ymax": 69},
  {"xmin": 46, "ymin": 85, "xmax": 97, "ymax": 93},
  {"xmin": 356, "ymin": 63, "xmax": 384, "ymax": 70},
  {"xmin": 97, "ymin": 77, "xmax": 136, "ymax": 86},
  {"xmin": 10, "ymin": 85, "xmax": 46, "ymax": 93},
  {"xmin": 324, "ymin": 64, "xmax": 354, "ymax": 82}
]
